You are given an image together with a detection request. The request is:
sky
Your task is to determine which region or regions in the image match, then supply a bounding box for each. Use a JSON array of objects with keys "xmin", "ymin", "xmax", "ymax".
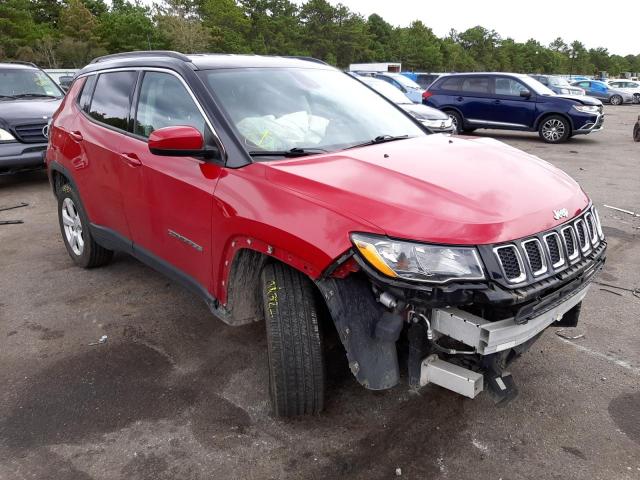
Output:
[{"xmin": 293, "ymin": 0, "xmax": 638, "ymax": 57}]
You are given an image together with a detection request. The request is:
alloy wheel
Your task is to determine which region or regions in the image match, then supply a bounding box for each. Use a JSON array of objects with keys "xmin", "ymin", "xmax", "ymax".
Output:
[
  {"xmin": 610, "ymin": 95, "xmax": 622, "ymax": 105},
  {"xmin": 61, "ymin": 197, "xmax": 84, "ymax": 256},
  {"xmin": 541, "ymin": 119, "xmax": 565, "ymax": 142}
]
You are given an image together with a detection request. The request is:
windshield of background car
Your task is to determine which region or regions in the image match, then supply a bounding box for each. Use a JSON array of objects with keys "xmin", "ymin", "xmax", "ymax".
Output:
[
  {"xmin": 360, "ymin": 77, "xmax": 412, "ymax": 104},
  {"xmin": 519, "ymin": 75, "xmax": 556, "ymax": 96},
  {"xmin": 0, "ymin": 69, "xmax": 63, "ymax": 98},
  {"xmin": 200, "ymin": 68, "xmax": 425, "ymax": 154},
  {"xmin": 388, "ymin": 74, "xmax": 422, "ymax": 90},
  {"xmin": 548, "ymin": 77, "xmax": 571, "ymax": 87}
]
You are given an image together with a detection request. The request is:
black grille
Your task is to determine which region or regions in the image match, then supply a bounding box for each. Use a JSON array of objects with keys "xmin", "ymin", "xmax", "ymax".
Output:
[
  {"xmin": 14, "ymin": 123, "xmax": 48, "ymax": 143},
  {"xmin": 563, "ymin": 228, "xmax": 576, "ymax": 256},
  {"xmin": 496, "ymin": 247, "xmax": 522, "ymax": 280},
  {"xmin": 575, "ymin": 221, "xmax": 587, "ymax": 249},
  {"xmin": 546, "ymin": 234, "xmax": 561, "ymax": 265},
  {"xmin": 524, "ymin": 241, "xmax": 544, "ymax": 273}
]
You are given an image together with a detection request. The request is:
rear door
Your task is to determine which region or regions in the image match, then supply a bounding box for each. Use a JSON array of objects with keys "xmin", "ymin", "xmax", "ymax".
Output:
[
  {"xmin": 66, "ymin": 71, "xmax": 138, "ymax": 240},
  {"xmin": 488, "ymin": 76, "xmax": 536, "ymax": 128},
  {"xmin": 457, "ymin": 76, "xmax": 494, "ymax": 124},
  {"xmin": 117, "ymin": 70, "xmax": 223, "ymax": 290}
]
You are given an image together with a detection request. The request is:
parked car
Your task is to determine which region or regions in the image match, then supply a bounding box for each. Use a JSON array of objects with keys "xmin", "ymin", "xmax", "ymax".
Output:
[
  {"xmin": 48, "ymin": 52, "xmax": 606, "ymax": 416},
  {"xmin": 606, "ymin": 79, "xmax": 640, "ymax": 103},
  {"xmin": 529, "ymin": 74, "xmax": 584, "ymax": 95},
  {"xmin": 358, "ymin": 76, "xmax": 455, "ymax": 133},
  {"xmin": 0, "ymin": 61, "xmax": 64, "ymax": 175},
  {"xmin": 45, "ymin": 69, "xmax": 79, "ymax": 91},
  {"xmin": 424, "ymin": 72, "xmax": 604, "ymax": 143},
  {"xmin": 401, "ymin": 72, "xmax": 442, "ymax": 89},
  {"xmin": 372, "ymin": 72, "xmax": 425, "ymax": 103},
  {"xmin": 570, "ymin": 80, "xmax": 634, "ymax": 105}
]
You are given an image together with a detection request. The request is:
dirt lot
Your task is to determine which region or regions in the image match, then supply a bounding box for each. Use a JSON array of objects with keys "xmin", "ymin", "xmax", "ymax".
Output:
[{"xmin": 1, "ymin": 105, "xmax": 639, "ymax": 480}]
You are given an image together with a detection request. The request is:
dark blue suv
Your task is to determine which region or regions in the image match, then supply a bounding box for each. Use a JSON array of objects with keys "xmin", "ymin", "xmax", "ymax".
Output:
[{"xmin": 424, "ymin": 73, "xmax": 604, "ymax": 143}]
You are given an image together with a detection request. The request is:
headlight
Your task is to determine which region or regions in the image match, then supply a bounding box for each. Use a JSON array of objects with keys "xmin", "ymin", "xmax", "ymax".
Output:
[
  {"xmin": 351, "ymin": 233, "xmax": 486, "ymax": 283},
  {"xmin": 573, "ymin": 105, "xmax": 600, "ymax": 114},
  {"xmin": 0, "ymin": 128, "xmax": 16, "ymax": 142},
  {"xmin": 423, "ymin": 118, "xmax": 453, "ymax": 129}
]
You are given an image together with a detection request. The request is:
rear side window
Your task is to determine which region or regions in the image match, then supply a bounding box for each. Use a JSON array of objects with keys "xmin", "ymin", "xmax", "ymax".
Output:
[
  {"xmin": 134, "ymin": 71, "xmax": 206, "ymax": 138},
  {"xmin": 437, "ymin": 77, "xmax": 462, "ymax": 92},
  {"xmin": 88, "ymin": 71, "xmax": 138, "ymax": 131},
  {"xmin": 462, "ymin": 77, "xmax": 490, "ymax": 94},
  {"xmin": 78, "ymin": 75, "xmax": 96, "ymax": 112}
]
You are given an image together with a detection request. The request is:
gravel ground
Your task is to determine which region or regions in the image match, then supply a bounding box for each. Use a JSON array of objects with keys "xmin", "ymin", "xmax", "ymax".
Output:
[{"xmin": 0, "ymin": 105, "xmax": 639, "ymax": 480}]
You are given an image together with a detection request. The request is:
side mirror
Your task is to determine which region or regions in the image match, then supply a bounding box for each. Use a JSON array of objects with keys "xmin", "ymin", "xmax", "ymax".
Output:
[
  {"xmin": 520, "ymin": 89, "xmax": 532, "ymax": 98},
  {"xmin": 148, "ymin": 125, "xmax": 218, "ymax": 159}
]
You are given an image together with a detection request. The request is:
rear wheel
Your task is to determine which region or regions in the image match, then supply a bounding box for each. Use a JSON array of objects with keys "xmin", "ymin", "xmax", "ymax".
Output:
[
  {"xmin": 446, "ymin": 110, "xmax": 463, "ymax": 133},
  {"xmin": 633, "ymin": 93, "xmax": 640, "ymax": 104},
  {"xmin": 57, "ymin": 184, "xmax": 113, "ymax": 268},
  {"xmin": 610, "ymin": 94, "xmax": 623, "ymax": 105},
  {"xmin": 261, "ymin": 262, "xmax": 325, "ymax": 417},
  {"xmin": 538, "ymin": 115, "xmax": 571, "ymax": 143}
]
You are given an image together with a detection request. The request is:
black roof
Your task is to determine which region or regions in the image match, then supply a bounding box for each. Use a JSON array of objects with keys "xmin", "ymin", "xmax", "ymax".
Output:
[{"xmin": 77, "ymin": 51, "xmax": 334, "ymax": 76}]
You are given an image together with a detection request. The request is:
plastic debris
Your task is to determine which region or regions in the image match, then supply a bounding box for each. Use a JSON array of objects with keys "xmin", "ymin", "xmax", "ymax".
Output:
[
  {"xmin": 395, "ymin": 467, "xmax": 402, "ymax": 476},
  {"xmin": 0, "ymin": 202, "xmax": 28, "ymax": 212},
  {"xmin": 555, "ymin": 329, "xmax": 585, "ymax": 340},
  {"xmin": 88, "ymin": 335, "xmax": 108, "ymax": 346},
  {"xmin": 603, "ymin": 204, "xmax": 640, "ymax": 217}
]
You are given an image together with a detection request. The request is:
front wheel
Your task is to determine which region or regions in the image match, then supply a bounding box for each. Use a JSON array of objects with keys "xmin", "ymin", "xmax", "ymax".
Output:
[
  {"xmin": 261, "ymin": 262, "xmax": 325, "ymax": 417},
  {"xmin": 610, "ymin": 95, "xmax": 623, "ymax": 105},
  {"xmin": 633, "ymin": 93, "xmax": 640, "ymax": 104},
  {"xmin": 538, "ymin": 115, "xmax": 571, "ymax": 143}
]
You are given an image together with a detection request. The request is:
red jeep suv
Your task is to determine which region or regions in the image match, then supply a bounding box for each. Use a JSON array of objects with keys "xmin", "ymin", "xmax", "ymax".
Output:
[{"xmin": 47, "ymin": 52, "xmax": 606, "ymax": 416}]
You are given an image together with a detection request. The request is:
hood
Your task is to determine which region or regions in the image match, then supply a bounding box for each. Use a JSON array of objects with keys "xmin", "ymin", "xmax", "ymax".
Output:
[
  {"xmin": 0, "ymin": 98, "xmax": 61, "ymax": 126},
  {"xmin": 264, "ymin": 135, "xmax": 589, "ymax": 245},
  {"xmin": 552, "ymin": 94, "xmax": 601, "ymax": 106},
  {"xmin": 401, "ymin": 103, "xmax": 449, "ymax": 121}
]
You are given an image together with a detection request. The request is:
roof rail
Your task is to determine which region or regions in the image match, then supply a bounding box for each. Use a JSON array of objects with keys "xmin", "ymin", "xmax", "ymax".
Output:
[
  {"xmin": 90, "ymin": 51, "xmax": 192, "ymax": 64},
  {"xmin": 282, "ymin": 56, "xmax": 329, "ymax": 66},
  {"xmin": 2, "ymin": 60, "xmax": 38, "ymax": 68}
]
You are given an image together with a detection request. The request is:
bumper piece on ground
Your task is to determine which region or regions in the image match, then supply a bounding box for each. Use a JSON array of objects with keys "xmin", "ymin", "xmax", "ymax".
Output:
[{"xmin": 420, "ymin": 355, "xmax": 483, "ymax": 398}]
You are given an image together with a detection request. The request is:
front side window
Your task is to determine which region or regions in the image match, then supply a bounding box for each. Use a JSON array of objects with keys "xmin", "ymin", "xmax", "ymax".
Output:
[
  {"xmin": 0, "ymin": 68, "xmax": 63, "ymax": 98},
  {"xmin": 200, "ymin": 68, "xmax": 425, "ymax": 155},
  {"xmin": 88, "ymin": 71, "xmax": 137, "ymax": 130},
  {"xmin": 495, "ymin": 78, "xmax": 528, "ymax": 96},
  {"xmin": 134, "ymin": 71, "xmax": 206, "ymax": 138}
]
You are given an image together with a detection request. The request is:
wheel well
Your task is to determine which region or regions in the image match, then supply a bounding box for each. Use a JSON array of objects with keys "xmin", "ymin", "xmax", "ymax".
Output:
[
  {"xmin": 536, "ymin": 112, "xmax": 573, "ymax": 133},
  {"xmin": 51, "ymin": 169, "xmax": 69, "ymax": 197}
]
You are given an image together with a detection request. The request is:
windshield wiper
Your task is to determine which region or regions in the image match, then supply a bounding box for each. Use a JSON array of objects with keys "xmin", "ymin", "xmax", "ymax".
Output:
[
  {"xmin": 13, "ymin": 93, "xmax": 60, "ymax": 99},
  {"xmin": 248, "ymin": 147, "xmax": 327, "ymax": 158},
  {"xmin": 343, "ymin": 134, "xmax": 410, "ymax": 150},
  {"xmin": 0, "ymin": 94, "xmax": 17, "ymax": 100}
]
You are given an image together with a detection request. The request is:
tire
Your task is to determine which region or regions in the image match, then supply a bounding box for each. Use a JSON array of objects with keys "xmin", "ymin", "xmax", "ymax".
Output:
[
  {"xmin": 610, "ymin": 95, "xmax": 623, "ymax": 106},
  {"xmin": 538, "ymin": 115, "xmax": 571, "ymax": 143},
  {"xmin": 446, "ymin": 110, "xmax": 464, "ymax": 134},
  {"xmin": 57, "ymin": 183, "xmax": 113, "ymax": 268},
  {"xmin": 633, "ymin": 93, "xmax": 640, "ymax": 104},
  {"xmin": 261, "ymin": 262, "xmax": 325, "ymax": 417}
]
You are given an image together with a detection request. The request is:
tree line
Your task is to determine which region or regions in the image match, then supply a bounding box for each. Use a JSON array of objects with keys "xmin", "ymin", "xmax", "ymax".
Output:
[{"xmin": 1, "ymin": 0, "xmax": 639, "ymax": 76}]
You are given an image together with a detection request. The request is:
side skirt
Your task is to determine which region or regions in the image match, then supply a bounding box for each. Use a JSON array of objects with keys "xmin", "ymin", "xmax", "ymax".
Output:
[{"xmin": 89, "ymin": 223, "xmax": 232, "ymax": 324}]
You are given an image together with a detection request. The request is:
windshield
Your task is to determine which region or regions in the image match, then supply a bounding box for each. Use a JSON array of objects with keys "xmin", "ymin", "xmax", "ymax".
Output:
[
  {"xmin": 200, "ymin": 68, "xmax": 424, "ymax": 155},
  {"xmin": 359, "ymin": 77, "xmax": 412, "ymax": 104},
  {"xmin": 0, "ymin": 69, "xmax": 63, "ymax": 98},
  {"xmin": 548, "ymin": 76, "xmax": 571, "ymax": 87},
  {"xmin": 387, "ymin": 73, "xmax": 422, "ymax": 90},
  {"xmin": 519, "ymin": 76, "xmax": 556, "ymax": 96}
]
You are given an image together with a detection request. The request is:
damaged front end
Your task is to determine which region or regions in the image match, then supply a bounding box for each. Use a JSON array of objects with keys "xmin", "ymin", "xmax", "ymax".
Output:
[{"xmin": 316, "ymin": 205, "xmax": 606, "ymax": 404}]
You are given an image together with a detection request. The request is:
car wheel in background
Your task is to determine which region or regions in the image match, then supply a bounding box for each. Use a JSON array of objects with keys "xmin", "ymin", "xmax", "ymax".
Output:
[
  {"xmin": 538, "ymin": 115, "xmax": 571, "ymax": 143},
  {"xmin": 609, "ymin": 95, "xmax": 623, "ymax": 105},
  {"xmin": 261, "ymin": 262, "xmax": 325, "ymax": 417},
  {"xmin": 445, "ymin": 110, "xmax": 464, "ymax": 134},
  {"xmin": 57, "ymin": 184, "xmax": 113, "ymax": 268},
  {"xmin": 633, "ymin": 93, "xmax": 640, "ymax": 104}
]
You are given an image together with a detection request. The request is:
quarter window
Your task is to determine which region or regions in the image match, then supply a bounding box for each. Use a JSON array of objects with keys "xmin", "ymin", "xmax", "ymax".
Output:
[
  {"xmin": 88, "ymin": 71, "xmax": 137, "ymax": 131},
  {"xmin": 438, "ymin": 77, "xmax": 462, "ymax": 92},
  {"xmin": 134, "ymin": 72, "xmax": 206, "ymax": 138}
]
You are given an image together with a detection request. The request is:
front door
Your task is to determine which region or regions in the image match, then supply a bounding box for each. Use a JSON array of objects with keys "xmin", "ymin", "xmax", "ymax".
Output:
[
  {"xmin": 488, "ymin": 76, "xmax": 537, "ymax": 128},
  {"xmin": 119, "ymin": 70, "xmax": 224, "ymax": 291}
]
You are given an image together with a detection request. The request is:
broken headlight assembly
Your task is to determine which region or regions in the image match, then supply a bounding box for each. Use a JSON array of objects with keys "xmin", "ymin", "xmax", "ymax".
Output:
[
  {"xmin": 351, "ymin": 233, "xmax": 486, "ymax": 284},
  {"xmin": 573, "ymin": 105, "xmax": 600, "ymax": 114}
]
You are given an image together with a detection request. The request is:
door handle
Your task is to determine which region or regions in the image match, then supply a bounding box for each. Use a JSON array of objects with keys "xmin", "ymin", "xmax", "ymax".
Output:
[
  {"xmin": 456, "ymin": 96, "xmax": 464, "ymax": 101},
  {"xmin": 69, "ymin": 130, "xmax": 83, "ymax": 142},
  {"xmin": 120, "ymin": 152, "xmax": 142, "ymax": 167},
  {"xmin": 493, "ymin": 99, "xmax": 501, "ymax": 104}
]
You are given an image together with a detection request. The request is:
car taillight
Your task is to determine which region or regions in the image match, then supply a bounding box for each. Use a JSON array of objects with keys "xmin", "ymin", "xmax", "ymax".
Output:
[{"xmin": 422, "ymin": 90, "xmax": 433, "ymax": 101}]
